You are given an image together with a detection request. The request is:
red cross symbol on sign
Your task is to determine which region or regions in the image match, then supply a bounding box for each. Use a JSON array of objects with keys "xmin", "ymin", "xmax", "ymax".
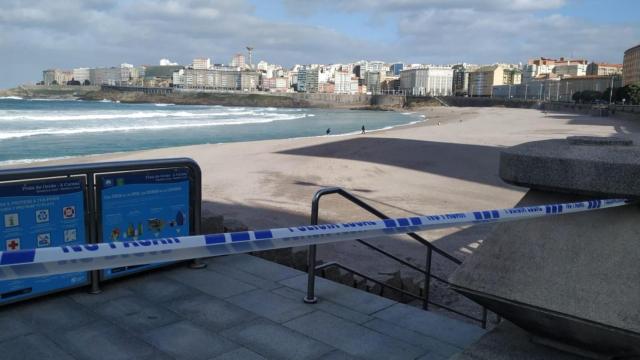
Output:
[{"xmin": 7, "ymin": 240, "xmax": 19, "ymax": 251}]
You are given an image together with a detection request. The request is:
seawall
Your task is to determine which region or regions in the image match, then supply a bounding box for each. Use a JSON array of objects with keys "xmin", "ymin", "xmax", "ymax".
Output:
[{"xmin": 81, "ymin": 88, "xmax": 406, "ymax": 109}]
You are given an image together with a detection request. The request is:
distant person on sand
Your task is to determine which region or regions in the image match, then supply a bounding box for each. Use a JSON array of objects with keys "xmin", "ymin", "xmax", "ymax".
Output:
[
  {"xmin": 326, "ymin": 128, "xmax": 331, "ymax": 135},
  {"xmin": 361, "ymin": 125, "xmax": 366, "ymax": 134}
]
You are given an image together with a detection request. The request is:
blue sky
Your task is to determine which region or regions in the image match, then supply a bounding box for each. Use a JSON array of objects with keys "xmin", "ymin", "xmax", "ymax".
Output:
[{"xmin": 0, "ymin": 0, "xmax": 638, "ymax": 87}]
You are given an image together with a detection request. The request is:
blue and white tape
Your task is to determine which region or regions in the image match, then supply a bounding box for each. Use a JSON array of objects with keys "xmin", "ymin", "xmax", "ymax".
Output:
[{"xmin": 0, "ymin": 198, "xmax": 630, "ymax": 280}]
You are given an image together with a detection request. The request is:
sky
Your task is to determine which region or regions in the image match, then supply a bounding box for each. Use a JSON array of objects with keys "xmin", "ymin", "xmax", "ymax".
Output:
[{"xmin": 1, "ymin": 0, "xmax": 638, "ymax": 88}]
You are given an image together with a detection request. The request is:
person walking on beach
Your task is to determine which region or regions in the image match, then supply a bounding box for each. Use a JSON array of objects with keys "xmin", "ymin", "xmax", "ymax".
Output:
[
  {"xmin": 326, "ymin": 128, "xmax": 331, "ymax": 135},
  {"xmin": 361, "ymin": 125, "xmax": 366, "ymax": 134}
]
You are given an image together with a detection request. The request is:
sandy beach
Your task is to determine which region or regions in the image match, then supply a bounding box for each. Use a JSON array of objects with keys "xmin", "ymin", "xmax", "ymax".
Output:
[{"xmin": 6, "ymin": 106, "xmax": 638, "ymax": 317}]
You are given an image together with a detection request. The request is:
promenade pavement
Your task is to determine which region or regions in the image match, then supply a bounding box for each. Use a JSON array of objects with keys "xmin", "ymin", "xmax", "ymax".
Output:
[{"xmin": 0, "ymin": 254, "xmax": 485, "ymax": 360}]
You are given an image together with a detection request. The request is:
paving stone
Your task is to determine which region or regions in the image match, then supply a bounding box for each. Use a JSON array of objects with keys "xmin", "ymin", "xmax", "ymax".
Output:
[
  {"xmin": 280, "ymin": 274, "xmax": 395, "ymax": 315},
  {"xmin": 69, "ymin": 285, "xmax": 135, "ymax": 307},
  {"xmin": 227, "ymin": 289, "xmax": 314, "ymax": 323},
  {"xmin": 208, "ymin": 254, "xmax": 302, "ymax": 282},
  {"xmin": 0, "ymin": 333, "xmax": 75, "ymax": 360},
  {"xmin": 221, "ymin": 318, "xmax": 333, "ymax": 360},
  {"xmin": 53, "ymin": 320, "xmax": 162, "ymax": 360},
  {"xmin": 211, "ymin": 347, "xmax": 266, "ymax": 360},
  {"xmin": 284, "ymin": 311, "xmax": 424, "ymax": 360},
  {"xmin": 417, "ymin": 352, "xmax": 451, "ymax": 360},
  {"xmin": 0, "ymin": 313, "xmax": 34, "ymax": 342},
  {"xmin": 363, "ymin": 318, "xmax": 462, "ymax": 357},
  {"xmin": 94, "ymin": 295, "xmax": 180, "ymax": 332},
  {"xmin": 144, "ymin": 320, "xmax": 238, "ymax": 360},
  {"xmin": 372, "ymin": 303, "xmax": 486, "ymax": 348},
  {"xmin": 205, "ymin": 263, "xmax": 281, "ymax": 290},
  {"xmin": 17, "ymin": 297, "xmax": 96, "ymax": 332},
  {"xmin": 314, "ymin": 349, "xmax": 363, "ymax": 360},
  {"xmin": 272, "ymin": 286, "xmax": 373, "ymax": 324},
  {"xmin": 123, "ymin": 274, "xmax": 200, "ymax": 302},
  {"xmin": 165, "ymin": 267, "xmax": 256, "ymax": 299},
  {"xmin": 164, "ymin": 294, "xmax": 256, "ymax": 331}
]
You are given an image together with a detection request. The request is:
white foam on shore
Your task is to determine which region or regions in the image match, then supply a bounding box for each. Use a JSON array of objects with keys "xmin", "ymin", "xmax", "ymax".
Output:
[
  {"xmin": 28, "ymin": 98, "xmax": 77, "ymax": 101},
  {"xmin": 0, "ymin": 155, "xmax": 76, "ymax": 167},
  {"xmin": 0, "ymin": 114, "xmax": 308, "ymax": 140},
  {"xmin": 0, "ymin": 110, "xmax": 307, "ymax": 122},
  {"xmin": 0, "ymin": 96, "xmax": 23, "ymax": 100},
  {"xmin": 304, "ymin": 118, "xmax": 427, "ymax": 140},
  {"xmin": 154, "ymin": 103, "xmax": 175, "ymax": 106}
]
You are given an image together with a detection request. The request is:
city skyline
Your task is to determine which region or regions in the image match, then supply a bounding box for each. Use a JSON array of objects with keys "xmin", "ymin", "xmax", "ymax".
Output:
[{"xmin": 1, "ymin": 0, "xmax": 639, "ymax": 88}]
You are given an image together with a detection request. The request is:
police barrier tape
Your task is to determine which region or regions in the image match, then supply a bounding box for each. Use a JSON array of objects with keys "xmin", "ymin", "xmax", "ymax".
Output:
[{"xmin": 0, "ymin": 198, "xmax": 630, "ymax": 280}]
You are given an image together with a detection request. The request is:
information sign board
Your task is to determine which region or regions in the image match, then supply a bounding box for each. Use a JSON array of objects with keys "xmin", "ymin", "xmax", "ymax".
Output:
[
  {"xmin": 97, "ymin": 168, "xmax": 191, "ymax": 279},
  {"xmin": 0, "ymin": 177, "xmax": 88, "ymax": 304}
]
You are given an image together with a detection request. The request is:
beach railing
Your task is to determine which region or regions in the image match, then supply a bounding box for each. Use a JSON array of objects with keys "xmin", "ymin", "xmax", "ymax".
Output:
[{"xmin": 303, "ymin": 187, "xmax": 490, "ymax": 328}]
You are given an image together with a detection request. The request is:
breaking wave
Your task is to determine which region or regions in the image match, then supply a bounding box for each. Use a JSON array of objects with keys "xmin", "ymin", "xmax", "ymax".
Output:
[
  {"xmin": 0, "ymin": 110, "xmax": 304, "ymax": 121},
  {"xmin": 0, "ymin": 114, "xmax": 308, "ymax": 140}
]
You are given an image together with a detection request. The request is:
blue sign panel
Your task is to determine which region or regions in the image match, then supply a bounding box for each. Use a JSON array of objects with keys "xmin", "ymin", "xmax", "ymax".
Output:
[
  {"xmin": 0, "ymin": 178, "xmax": 88, "ymax": 304},
  {"xmin": 98, "ymin": 168, "xmax": 191, "ymax": 279}
]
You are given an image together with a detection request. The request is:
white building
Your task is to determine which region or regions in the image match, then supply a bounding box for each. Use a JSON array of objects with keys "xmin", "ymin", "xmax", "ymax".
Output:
[
  {"xmin": 42, "ymin": 69, "xmax": 73, "ymax": 85},
  {"xmin": 231, "ymin": 54, "xmax": 245, "ymax": 68},
  {"xmin": 192, "ymin": 58, "xmax": 211, "ymax": 70},
  {"xmin": 72, "ymin": 68, "xmax": 91, "ymax": 83},
  {"xmin": 522, "ymin": 64, "xmax": 555, "ymax": 81},
  {"xmin": 400, "ymin": 66, "xmax": 454, "ymax": 96},
  {"xmin": 554, "ymin": 64, "xmax": 587, "ymax": 77},
  {"xmin": 334, "ymin": 72, "xmax": 354, "ymax": 94},
  {"xmin": 89, "ymin": 67, "xmax": 121, "ymax": 85}
]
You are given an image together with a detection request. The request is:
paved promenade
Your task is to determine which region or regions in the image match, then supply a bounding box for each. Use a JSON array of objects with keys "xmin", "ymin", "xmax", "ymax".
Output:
[{"xmin": 0, "ymin": 254, "xmax": 485, "ymax": 359}]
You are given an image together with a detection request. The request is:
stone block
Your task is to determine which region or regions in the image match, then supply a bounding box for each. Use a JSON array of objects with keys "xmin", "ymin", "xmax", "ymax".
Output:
[
  {"xmin": 165, "ymin": 266, "xmax": 255, "ymax": 299},
  {"xmin": 372, "ymin": 303, "xmax": 485, "ymax": 348},
  {"xmin": 143, "ymin": 321, "xmax": 238, "ymax": 360},
  {"xmin": 221, "ymin": 318, "xmax": 333, "ymax": 360},
  {"xmin": 279, "ymin": 274, "xmax": 395, "ymax": 315},
  {"xmin": 164, "ymin": 293, "xmax": 256, "ymax": 332},
  {"xmin": 284, "ymin": 311, "xmax": 425, "ymax": 360}
]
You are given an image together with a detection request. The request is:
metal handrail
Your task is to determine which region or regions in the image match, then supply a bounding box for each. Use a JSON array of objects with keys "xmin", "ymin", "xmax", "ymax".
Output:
[{"xmin": 303, "ymin": 187, "xmax": 488, "ymax": 328}]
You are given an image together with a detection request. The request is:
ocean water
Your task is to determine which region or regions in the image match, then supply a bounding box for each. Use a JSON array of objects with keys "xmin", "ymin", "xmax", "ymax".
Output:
[{"xmin": 0, "ymin": 97, "xmax": 423, "ymax": 165}]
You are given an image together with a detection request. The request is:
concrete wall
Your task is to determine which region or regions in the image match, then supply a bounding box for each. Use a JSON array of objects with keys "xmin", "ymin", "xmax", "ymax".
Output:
[
  {"xmin": 542, "ymin": 102, "xmax": 640, "ymax": 120},
  {"xmin": 437, "ymin": 96, "xmax": 541, "ymax": 108}
]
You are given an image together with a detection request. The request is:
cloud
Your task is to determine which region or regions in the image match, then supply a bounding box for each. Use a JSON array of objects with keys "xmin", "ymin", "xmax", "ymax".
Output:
[
  {"xmin": 283, "ymin": 0, "xmax": 567, "ymax": 14},
  {"xmin": 0, "ymin": 0, "xmax": 386, "ymax": 87},
  {"xmin": 0, "ymin": 0, "xmax": 636, "ymax": 88}
]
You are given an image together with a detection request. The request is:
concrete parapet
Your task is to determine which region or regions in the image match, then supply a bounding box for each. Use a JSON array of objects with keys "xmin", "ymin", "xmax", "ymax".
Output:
[
  {"xmin": 450, "ymin": 136, "xmax": 640, "ymax": 358},
  {"xmin": 500, "ymin": 136, "xmax": 640, "ymax": 198}
]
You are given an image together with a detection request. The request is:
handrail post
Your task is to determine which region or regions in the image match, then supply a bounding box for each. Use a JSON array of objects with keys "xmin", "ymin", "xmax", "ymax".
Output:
[
  {"xmin": 304, "ymin": 194, "xmax": 322, "ymax": 304},
  {"xmin": 423, "ymin": 246, "xmax": 432, "ymax": 310},
  {"xmin": 481, "ymin": 307, "xmax": 488, "ymax": 329}
]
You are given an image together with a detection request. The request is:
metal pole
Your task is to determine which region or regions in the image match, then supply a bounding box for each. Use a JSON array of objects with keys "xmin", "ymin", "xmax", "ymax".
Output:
[
  {"xmin": 87, "ymin": 172, "xmax": 102, "ymax": 294},
  {"xmin": 423, "ymin": 246, "xmax": 432, "ymax": 310},
  {"xmin": 304, "ymin": 197, "xmax": 320, "ymax": 304},
  {"xmin": 609, "ymin": 76, "xmax": 614, "ymax": 104}
]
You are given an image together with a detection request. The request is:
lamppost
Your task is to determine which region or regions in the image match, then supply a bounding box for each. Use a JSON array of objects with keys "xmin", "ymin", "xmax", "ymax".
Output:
[{"xmin": 609, "ymin": 76, "xmax": 614, "ymax": 104}]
